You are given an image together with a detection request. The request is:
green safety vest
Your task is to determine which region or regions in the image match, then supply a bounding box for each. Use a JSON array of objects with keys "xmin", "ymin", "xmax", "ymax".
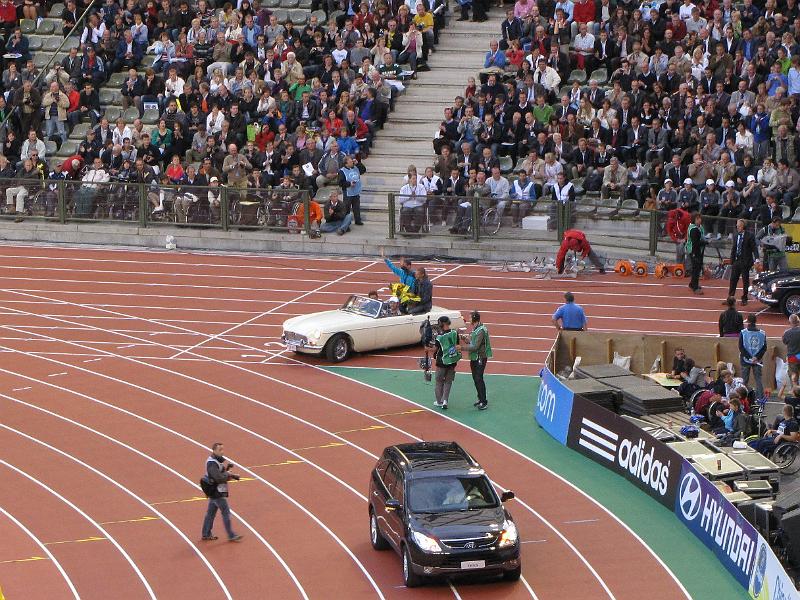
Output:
[
  {"xmin": 469, "ymin": 324, "xmax": 493, "ymax": 360},
  {"xmin": 437, "ymin": 330, "xmax": 462, "ymax": 366},
  {"xmin": 685, "ymin": 223, "xmax": 705, "ymax": 254}
]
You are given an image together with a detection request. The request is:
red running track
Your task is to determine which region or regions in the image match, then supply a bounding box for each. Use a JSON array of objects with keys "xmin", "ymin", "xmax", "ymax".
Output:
[{"xmin": 0, "ymin": 243, "xmax": 767, "ymax": 599}]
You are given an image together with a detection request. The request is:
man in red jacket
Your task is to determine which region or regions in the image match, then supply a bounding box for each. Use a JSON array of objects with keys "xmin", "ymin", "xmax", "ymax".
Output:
[{"xmin": 556, "ymin": 229, "xmax": 606, "ymax": 273}]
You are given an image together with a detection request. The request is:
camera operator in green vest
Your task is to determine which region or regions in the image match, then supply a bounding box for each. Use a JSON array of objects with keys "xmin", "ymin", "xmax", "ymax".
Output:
[
  {"xmin": 461, "ymin": 311, "xmax": 493, "ymax": 410},
  {"xmin": 433, "ymin": 316, "xmax": 461, "ymax": 410}
]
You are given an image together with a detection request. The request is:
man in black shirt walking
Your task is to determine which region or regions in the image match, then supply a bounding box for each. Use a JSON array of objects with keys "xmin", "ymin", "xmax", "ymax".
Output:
[{"xmin": 201, "ymin": 442, "xmax": 243, "ymax": 542}]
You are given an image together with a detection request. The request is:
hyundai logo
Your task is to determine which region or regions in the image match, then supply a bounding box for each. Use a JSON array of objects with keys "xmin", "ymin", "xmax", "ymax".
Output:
[
  {"xmin": 464, "ymin": 542, "xmax": 475, "ymax": 549},
  {"xmin": 678, "ymin": 472, "xmax": 702, "ymax": 521}
]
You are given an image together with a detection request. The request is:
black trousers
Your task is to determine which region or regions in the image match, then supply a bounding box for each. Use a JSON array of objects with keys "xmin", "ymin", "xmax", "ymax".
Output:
[
  {"xmin": 689, "ymin": 254, "xmax": 703, "ymax": 291},
  {"xmin": 471, "ymin": 358, "xmax": 487, "ymax": 404},
  {"xmin": 728, "ymin": 262, "xmax": 751, "ymax": 300}
]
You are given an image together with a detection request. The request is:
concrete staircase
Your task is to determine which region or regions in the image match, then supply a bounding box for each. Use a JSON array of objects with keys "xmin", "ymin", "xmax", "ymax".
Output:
[{"xmin": 361, "ymin": 14, "xmax": 501, "ymax": 210}]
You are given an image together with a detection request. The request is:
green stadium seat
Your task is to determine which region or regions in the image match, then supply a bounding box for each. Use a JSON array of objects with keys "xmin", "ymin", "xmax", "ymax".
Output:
[
  {"xmin": 289, "ymin": 9, "xmax": 309, "ymax": 24},
  {"xmin": 27, "ymin": 36, "xmax": 43, "ymax": 51},
  {"xmin": 69, "ymin": 123, "xmax": 90, "ymax": 139},
  {"xmin": 589, "ymin": 68, "xmax": 608, "ymax": 84},
  {"xmin": 281, "ymin": 0, "xmax": 300, "ymax": 7},
  {"xmin": 122, "ymin": 107, "xmax": 140, "ymax": 122},
  {"xmin": 20, "ymin": 19, "xmax": 36, "ymax": 34},
  {"xmin": 142, "ymin": 109, "xmax": 160, "ymax": 124},
  {"xmin": 99, "ymin": 88, "xmax": 121, "ymax": 105},
  {"xmin": 45, "ymin": 140, "xmax": 58, "ymax": 156},
  {"xmin": 108, "ymin": 72, "xmax": 128, "ymax": 87},
  {"xmin": 42, "ymin": 36, "xmax": 62, "ymax": 52},
  {"xmin": 272, "ymin": 8, "xmax": 289, "ymax": 22},
  {"xmin": 49, "ymin": 3, "xmax": 65, "ymax": 18},
  {"xmin": 568, "ymin": 69, "xmax": 586, "ymax": 84},
  {"xmin": 104, "ymin": 107, "xmax": 122, "ymax": 122},
  {"xmin": 37, "ymin": 20, "xmax": 57, "ymax": 35},
  {"xmin": 56, "ymin": 140, "xmax": 79, "ymax": 157}
]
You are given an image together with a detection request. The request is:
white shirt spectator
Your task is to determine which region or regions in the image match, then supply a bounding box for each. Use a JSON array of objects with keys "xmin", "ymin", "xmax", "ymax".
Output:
[
  {"xmin": 574, "ymin": 32, "xmax": 595, "ymax": 55},
  {"xmin": 164, "ymin": 75, "xmax": 186, "ymax": 98},
  {"xmin": 21, "ymin": 139, "xmax": 47, "ymax": 160},
  {"xmin": 112, "ymin": 125, "xmax": 132, "ymax": 147},
  {"xmin": 399, "ymin": 182, "xmax": 428, "ymax": 208},
  {"xmin": 206, "ymin": 110, "xmax": 225, "ymax": 134},
  {"xmin": 82, "ymin": 167, "xmax": 110, "ymax": 188},
  {"xmin": 487, "ymin": 174, "xmax": 510, "ymax": 198}
]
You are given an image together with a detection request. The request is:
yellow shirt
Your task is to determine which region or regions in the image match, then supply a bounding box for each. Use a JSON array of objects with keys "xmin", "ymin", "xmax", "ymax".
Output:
[{"xmin": 412, "ymin": 13, "xmax": 433, "ymax": 30}]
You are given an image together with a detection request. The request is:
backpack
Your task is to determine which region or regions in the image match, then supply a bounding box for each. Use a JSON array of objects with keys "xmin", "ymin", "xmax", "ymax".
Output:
[{"xmin": 200, "ymin": 476, "xmax": 218, "ymax": 498}]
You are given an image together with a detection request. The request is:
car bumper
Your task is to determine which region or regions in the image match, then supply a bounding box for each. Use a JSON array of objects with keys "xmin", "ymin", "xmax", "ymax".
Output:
[
  {"xmin": 749, "ymin": 284, "xmax": 779, "ymax": 306},
  {"xmin": 281, "ymin": 334, "xmax": 325, "ymax": 353},
  {"xmin": 407, "ymin": 545, "xmax": 521, "ymax": 577}
]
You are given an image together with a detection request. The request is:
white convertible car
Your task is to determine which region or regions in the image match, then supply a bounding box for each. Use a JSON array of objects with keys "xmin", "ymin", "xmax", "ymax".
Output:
[{"xmin": 282, "ymin": 295, "xmax": 466, "ymax": 362}]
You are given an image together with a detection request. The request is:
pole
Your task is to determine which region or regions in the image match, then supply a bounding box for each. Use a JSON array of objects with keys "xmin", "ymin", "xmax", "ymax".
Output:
[{"xmin": 388, "ymin": 193, "xmax": 396, "ymax": 239}]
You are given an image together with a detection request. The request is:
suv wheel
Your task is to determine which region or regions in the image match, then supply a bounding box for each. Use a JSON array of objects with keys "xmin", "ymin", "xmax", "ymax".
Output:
[
  {"xmin": 402, "ymin": 545, "xmax": 423, "ymax": 588},
  {"xmin": 503, "ymin": 565, "xmax": 522, "ymax": 582},
  {"xmin": 369, "ymin": 509, "xmax": 390, "ymax": 550}
]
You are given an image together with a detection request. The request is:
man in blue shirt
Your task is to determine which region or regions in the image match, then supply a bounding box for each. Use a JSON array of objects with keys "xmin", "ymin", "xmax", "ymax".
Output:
[{"xmin": 552, "ymin": 292, "xmax": 587, "ymax": 331}]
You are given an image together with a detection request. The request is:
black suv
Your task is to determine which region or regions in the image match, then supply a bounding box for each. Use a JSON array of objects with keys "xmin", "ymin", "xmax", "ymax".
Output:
[{"xmin": 368, "ymin": 441, "xmax": 521, "ymax": 587}]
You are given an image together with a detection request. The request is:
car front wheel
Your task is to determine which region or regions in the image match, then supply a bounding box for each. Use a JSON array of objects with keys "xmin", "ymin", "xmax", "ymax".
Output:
[
  {"xmin": 781, "ymin": 293, "xmax": 800, "ymax": 317},
  {"xmin": 325, "ymin": 333, "xmax": 351, "ymax": 362},
  {"xmin": 402, "ymin": 545, "xmax": 423, "ymax": 588},
  {"xmin": 369, "ymin": 509, "xmax": 390, "ymax": 550}
]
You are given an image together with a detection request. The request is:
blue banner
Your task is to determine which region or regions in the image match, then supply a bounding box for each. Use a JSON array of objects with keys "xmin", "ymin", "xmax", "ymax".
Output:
[
  {"xmin": 674, "ymin": 460, "xmax": 760, "ymax": 588},
  {"xmin": 535, "ymin": 368, "xmax": 574, "ymax": 445}
]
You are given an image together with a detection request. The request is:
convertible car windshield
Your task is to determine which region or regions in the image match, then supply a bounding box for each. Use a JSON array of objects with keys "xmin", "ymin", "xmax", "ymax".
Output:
[{"xmin": 341, "ymin": 296, "xmax": 383, "ymax": 318}]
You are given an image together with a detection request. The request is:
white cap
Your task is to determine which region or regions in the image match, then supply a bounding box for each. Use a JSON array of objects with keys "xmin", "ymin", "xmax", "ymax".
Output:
[
  {"xmin": 210, "ymin": 176, "xmax": 219, "ymax": 183},
  {"xmin": 747, "ymin": 175, "xmax": 756, "ymax": 182},
  {"xmin": 725, "ymin": 180, "xmax": 735, "ymax": 187},
  {"xmin": 664, "ymin": 178, "xmax": 672, "ymax": 184},
  {"xmin": 683, "ymin": 178, "xmax": 693, "ymax": 185},
  {"xmin": 705, "ymin": 178, "xmax": 714, "ymax": 186}
]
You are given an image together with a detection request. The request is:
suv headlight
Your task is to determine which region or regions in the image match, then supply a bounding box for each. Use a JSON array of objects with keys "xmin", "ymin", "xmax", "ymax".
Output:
[
  {"xmin": 310, "ymin": 329, "xmax": 322, "ymax": 341},
  {"xmin": 411, "ymin": 531, "xmax": 442, "ymax": 553},
  {"xmin": 498, "ymin": 520, "xmax": 518, "ymax": 548}
]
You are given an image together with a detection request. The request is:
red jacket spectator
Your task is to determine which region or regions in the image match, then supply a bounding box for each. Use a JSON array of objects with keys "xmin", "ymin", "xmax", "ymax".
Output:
[
  {"xmin": 0, "ymin": 0, "xmax": 16, "ymax": 26},
  {"xmin": 61, "ymin": 155, "xmax": 85, "ymax": 179},
  {"xmin": 666, "ymin": 208, "xmax": 691, "ymax": 243},
  {"xmin": 572, "ymin": 0, "xmax": 596, "ymax": 24}
]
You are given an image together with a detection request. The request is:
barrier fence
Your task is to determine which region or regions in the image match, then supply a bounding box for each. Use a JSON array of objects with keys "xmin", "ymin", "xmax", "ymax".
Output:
[
  {"xmin": 0, "ymin": 178, "xmax": 312, "ymax": 234},
  {"xmin": 387, "ymin": 191, "xmax": 758, "ymax": 258},
  {"xmin": 534, "ymin": 366, "xmax": 798, "ymax": 600}
]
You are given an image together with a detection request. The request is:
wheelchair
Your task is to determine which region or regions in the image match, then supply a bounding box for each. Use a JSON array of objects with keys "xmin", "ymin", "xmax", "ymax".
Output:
[
  {"xmin": 771, "ymin": 442, "xmax": 800, "ymax": 474},
  {"xmin": 24, "ymin": 186, "xmax": 57, "ymax": 217}
]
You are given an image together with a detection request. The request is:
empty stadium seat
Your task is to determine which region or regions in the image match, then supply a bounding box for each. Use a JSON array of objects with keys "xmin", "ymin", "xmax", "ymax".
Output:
[
  {"xmin": 289, "ymin": 9, "xmax": 309, "ymax": 24},
  {"xmin": 281, "ymin": 0, "xmax": 300, "ymax": 8},
  {"xmin": 104, "ymin": 106, "xmax": 122, "ymax": 122},
  {"xmin": 99, "ymin": 89, "xmax": 121, "ymax": 105},
  {"xmin": 56, "ymin": 140, "xmax": 79, "ymax": 157},
  {"xmin": 34, "ymin": 53, "xmax": 53, "ymax": 69},
  {"xmin": 498, "ymin": 155, "xmax": 513, "ymax": 174},
  {"xmin": 45, "ymin": 140, "xmax": 58, "ymax": 156},
  {"xmin": 20, "ymin": 19, "xmax": 35, "ymax": 34},
  {"xmin": 568, "ymin": 69, "xmax": 586, "ymax": 84},
  {"xmin": 589, "ymin": 68, "xmax": 608, "ymax": 84},
  {"xmin": 42, "ymin": 36, "xmax": 61, "ymax": 52},
  {"xmin": 783, "ymin": 205, "xmax": 792, "ymax": 221},
  {"xmin": 272, "ymin": 8, "xmax": 289, "ymax": 22},
  {"xmin": 37, "ymin": 20, "xmax": 57, "ymax": 35},
  {"xmin": 595, "ymin": 197, "xmax": 619, "ymax": 217},
  {"xmin": 617, "ymin": 199, "xmax": 639, "ymax": 218},
  {"xmin": 122, "ymin": 107, "xmax": 140, "ymax": 122},
  {"xmin": 69, "ymin": 123, "xmax": 90, "ymax": 139},
  {"xmin": 49, "ymin": 3, "xmax": 65, "ymax": 17},
  {"xmin": 792, "ymin": 207, "xmax": 800, "ymax": 223},
  {"xmin": 27, "ymin": 35, "xmax": 43, "ymax": 51},
  {"xmin": 142, "ymin": 109, "xmax": 160, "ymax": 124},
  {"xmin": 108, "ymin": 72, "xmax": 128, "ymax": 87}
]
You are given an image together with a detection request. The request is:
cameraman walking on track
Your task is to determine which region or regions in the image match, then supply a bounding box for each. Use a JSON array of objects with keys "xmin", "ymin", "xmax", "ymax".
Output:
[
  {"xmin": 434, "ymin": 316, "xmax": 461, "ymax": 410},
  {"xmin": 201, "ymin": 442, "xmax": 243, "ymax": 542},
  {"xmin": 461, "ymin": 311, "xmax": 492, "ymax": 410}
]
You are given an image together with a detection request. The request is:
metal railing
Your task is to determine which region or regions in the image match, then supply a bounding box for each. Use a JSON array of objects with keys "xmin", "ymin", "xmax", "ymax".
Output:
[
  {"xmin": 387, "ymin": 190, "xmax": 770, "ymax": 257},
  {"xmin": 0, "ymin": 178, "xmax": 312, "ymax": 234}
]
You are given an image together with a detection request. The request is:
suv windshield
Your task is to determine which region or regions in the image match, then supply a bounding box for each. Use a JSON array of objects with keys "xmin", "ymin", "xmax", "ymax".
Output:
[{"xmin": 408, "ymin": 475, "xmax": 498, "ymax": 513}]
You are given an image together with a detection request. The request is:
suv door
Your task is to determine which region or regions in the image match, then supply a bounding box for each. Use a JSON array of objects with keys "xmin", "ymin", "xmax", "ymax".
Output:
[{"xmin": 382, "ymin": 463, "xmax": 406, "ymax": 548}]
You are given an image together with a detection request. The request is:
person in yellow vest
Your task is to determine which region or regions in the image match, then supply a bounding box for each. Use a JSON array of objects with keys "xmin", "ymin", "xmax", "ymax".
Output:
[
  {"xmin": 434, "ymin": 315, "xmax": 461, "ymax": 409},
  {"xmin": 461, "ymin": 311, "xmax": 492, "ymax": 410}
]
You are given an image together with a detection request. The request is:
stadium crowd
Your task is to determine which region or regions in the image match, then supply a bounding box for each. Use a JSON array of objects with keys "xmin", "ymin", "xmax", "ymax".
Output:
[
  {"xmin": 0, "ymin": 0, "xmax": 446, "ymax": 228},
  {"xmin": 424, "ymin": 0, "xmax": 800, "ymax": 234}
]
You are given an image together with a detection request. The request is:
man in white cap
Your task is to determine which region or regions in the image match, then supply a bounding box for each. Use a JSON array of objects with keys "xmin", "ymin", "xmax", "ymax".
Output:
[
  {"xmin": 699, "ymin": 179, "xmax": 721, "ymax": 238},
  {"xmin": 678, "ymin": 177, "xmax": 698, "ymax": 211}
]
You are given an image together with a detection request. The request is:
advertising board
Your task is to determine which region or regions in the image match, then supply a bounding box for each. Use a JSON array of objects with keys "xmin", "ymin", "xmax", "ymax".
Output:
[{"xmin": 535, "ymin": 367, "xmax": 574, "ymax": 445}]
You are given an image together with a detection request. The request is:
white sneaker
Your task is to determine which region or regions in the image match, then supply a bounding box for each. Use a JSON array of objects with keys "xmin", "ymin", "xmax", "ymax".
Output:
[
  {"xmin": 716, "ymin": 233, "xmax": 721, "ymax": 240},
  {"xmin": 705, "ymin": 233, "xmax": 712, "ymax": 239},
  {"xmin": 434, "ymin": 400, "xmax": 443, "ymax": 407}
]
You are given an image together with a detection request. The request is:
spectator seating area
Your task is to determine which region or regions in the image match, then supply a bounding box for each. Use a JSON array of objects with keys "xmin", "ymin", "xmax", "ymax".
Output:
[
  {"xmin": 0, "ymin": 0, "xmax": 448, "ymax": 226},
  {"xmin": 420, "ymin": 0, "xmax": 800, "ymax": 237}
]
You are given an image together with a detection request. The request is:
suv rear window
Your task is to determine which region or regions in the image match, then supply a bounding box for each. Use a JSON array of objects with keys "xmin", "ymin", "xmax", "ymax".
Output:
[{"xmin": 408, "ymin": 476, "xmax": 498, "ymax": 513}]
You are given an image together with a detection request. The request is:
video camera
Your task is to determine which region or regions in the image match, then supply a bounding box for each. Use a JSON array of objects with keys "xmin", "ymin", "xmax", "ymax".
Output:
[{"xmin": 418, "ymin": 317, "xmax": 443, "ymax": 381}]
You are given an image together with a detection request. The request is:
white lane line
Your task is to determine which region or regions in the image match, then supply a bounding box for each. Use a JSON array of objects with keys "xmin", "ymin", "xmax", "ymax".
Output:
[
  {"xmin": 11, "ymin": 386, "xmax": 32, "ymax": 391},
  {"xmin": 0, "ymin": 335, "xmax": 388, "ymax": 600},
  {"xmin": 520, "ymin": 575, "xmax": 540, "ymax": 599},
  {"xmin": 0, "ymin": 423, "xmax": 234, "ymax": 600},
  {"xmin": 169, "ymin": 261, "xmax": 379, "ymax": 359},
  {"xmin": 83, "ymin": 358, "xmax": 103, "ymax": 363},
  {"xmin": 564, "ymin": 519, "xmax": 600, "ymax": 525},
  {"xmin": 0, "ymin": 390, "xmax": 308, "ymax": 600},
  {"xmin": 520, "ymin": 539, "xmax": 547, "ymax": 544},
  {"xmin": 47, "ymin": 372, "xmax": 68, "ymax": 377},
  {"xmin": 0, "ymin": 304, "xmax": 578, "ymax": 600},
  {"xmin": 447, "ymin": 582, "xmax": 463, "ymax": 599},
  {"xmin": 0, "ymin": 504, "xmax": 82, "ymax": 599},
  {"xmin": 0, "ymin": 456, "xmax": 157, "ymax": 600}
]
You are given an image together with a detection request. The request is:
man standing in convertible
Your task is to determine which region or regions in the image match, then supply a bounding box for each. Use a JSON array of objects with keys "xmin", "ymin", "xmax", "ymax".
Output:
[{"xmin": 556, "ymin": 229, "xmax": 606, "ymax": 274}]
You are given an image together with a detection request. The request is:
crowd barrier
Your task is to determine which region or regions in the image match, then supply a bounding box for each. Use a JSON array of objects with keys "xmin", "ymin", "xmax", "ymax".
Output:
[{"xmin": 535, "ymin": 366, "xmax": 798, "ymax": 600}]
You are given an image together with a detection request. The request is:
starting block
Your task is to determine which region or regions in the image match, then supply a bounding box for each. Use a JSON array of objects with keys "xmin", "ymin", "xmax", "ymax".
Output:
[
  {"xmin": 615, "ymin": 260, "xmax": 650, "ymax": 276},
  {"xmin": 654, "ymin": 262, "xmax": 685, "ymax": 278}
]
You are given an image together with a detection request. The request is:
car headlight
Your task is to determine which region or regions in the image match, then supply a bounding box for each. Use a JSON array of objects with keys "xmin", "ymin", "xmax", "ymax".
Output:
[
  {"xmin": 411, "ymin": 531, "xmax": 442, "ymax": 553},
  {"xmin": 498, "ymin": 520, "xmax": 518, "ymax": 548},
  {"xmin": 310, "ymin": 329, "xmax": 322, "ymax": 341},
  {"xmin": 771, "ymin": 283, "xmax": 778, "ymax": 293}
]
